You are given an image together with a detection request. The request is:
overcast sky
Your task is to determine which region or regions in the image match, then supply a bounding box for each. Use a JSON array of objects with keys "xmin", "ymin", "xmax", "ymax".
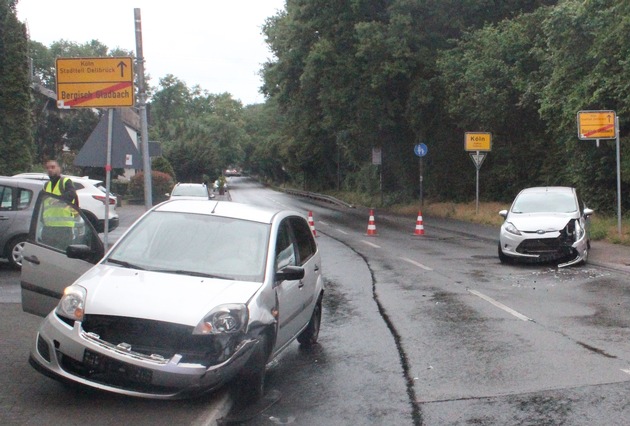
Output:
[{"xmin": 16, "ymin": 0, "xmax": 286, "ymax": 105}]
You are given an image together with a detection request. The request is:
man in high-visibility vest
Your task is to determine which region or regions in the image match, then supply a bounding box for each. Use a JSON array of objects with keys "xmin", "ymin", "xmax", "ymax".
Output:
[{"xmin": 40, "ymin": 160, "xmax": 79, "ymax": 249}]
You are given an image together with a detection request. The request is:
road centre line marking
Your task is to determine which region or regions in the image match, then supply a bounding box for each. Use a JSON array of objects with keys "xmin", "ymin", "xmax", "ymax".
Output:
[
  {"xmin": 401, "ymin": 257, "xmax": 433, "ymax": 271},
  {"xmin": 621, "ymin": 368, "xmax": 630, "ymax": 375},
  {"xmin": 361, "ymin": 240, "xmax": 381, "ymax": 248},
  {"xmin": 318, "ymin": 220, "xmax": 328, "ymax": 225},
  {"xmin": 336, "ymin": 229, "xmax": 348, "ymax": 235},
  {"xmin": 468, "ymin": 289, "xmax": 533, "ymax": 322}
]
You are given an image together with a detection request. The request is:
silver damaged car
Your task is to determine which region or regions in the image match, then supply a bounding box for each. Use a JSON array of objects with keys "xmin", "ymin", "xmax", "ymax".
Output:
[
  {"xmin": 498, "ymin": 186, "xmax": 593, "ymax": 267},
  {"xmin": 21, "ymin": 193, "xmax": 324, "ymax": 402}
]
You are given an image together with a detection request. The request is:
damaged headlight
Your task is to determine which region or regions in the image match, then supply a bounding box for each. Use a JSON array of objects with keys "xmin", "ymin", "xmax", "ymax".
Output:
[
  {"xmin": 56, "ymin": 285, "xmax": 87, "ymax": 322},
  {"xmin": 193, "ymin": 304, "xmax": 248, "ymax": 335},
  {"xmin": 504, "ymin": 222, "xmax": 522, "ymax": 236}
]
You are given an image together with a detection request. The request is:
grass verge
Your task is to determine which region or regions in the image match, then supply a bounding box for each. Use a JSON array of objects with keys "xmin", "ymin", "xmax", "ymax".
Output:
[{"xmin": 325, "ymin": 191, "xmax": 630, "ymax": 246}]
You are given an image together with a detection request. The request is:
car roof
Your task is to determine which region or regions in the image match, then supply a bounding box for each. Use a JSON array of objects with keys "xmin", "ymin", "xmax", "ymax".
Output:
[
  {"xmin": 155, "ymin": 199, "xmax": 294, "ymax": 224},
  {"xmin": 12, "ymin": 172, "xmax": 103, "ymax": 185},
  {"xmin": 0, "ymin": 176, "xmax": 47, "ymax": 190}
]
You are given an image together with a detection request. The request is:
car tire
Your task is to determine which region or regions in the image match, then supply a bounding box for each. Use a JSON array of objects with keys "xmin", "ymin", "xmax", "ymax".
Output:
[
  {"xmin": 233, "ymin": 332, "xmax": 270, "ymax": 406},
  {"xmin": 297, "ymin": 298, "xmax": 322, "ymax": 346},
  {"xmin": 498, "ymin": 243, "xmax": 512, "ymax": 264},
  {"xmin": 7, "ymin": 236, "xmax": 27, "ymax": 269}
]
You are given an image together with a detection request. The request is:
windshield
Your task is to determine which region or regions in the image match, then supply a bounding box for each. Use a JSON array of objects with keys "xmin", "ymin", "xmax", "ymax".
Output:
[
  {"xmin": 511, "ymin": 191, "xmax": 577, "ymax": 214},
  {"xmin": 171, "ymin": 185, "xmax": 208, "ymax": 197},
  {"xmin": 107, "ymin": 211, "xmax": 269, "ymax": 282}
]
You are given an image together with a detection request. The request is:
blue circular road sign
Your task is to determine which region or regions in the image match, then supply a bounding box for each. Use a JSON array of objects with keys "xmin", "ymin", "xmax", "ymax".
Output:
[{"xmin": 414, "ymin": 143, "xmax": 428, "ymax": 157}]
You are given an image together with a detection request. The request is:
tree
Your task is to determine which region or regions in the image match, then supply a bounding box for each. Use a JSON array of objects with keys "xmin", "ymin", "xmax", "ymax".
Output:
[
  {"xmin": 0, "ymin": 0, "xmax": 34, "ymax": 175},
  {"xmin": 150, "ymin": 77, "xmax": 248, "ymax": 182}
]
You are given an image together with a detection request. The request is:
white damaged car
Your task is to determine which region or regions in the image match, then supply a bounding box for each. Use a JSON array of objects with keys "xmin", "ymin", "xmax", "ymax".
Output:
[
  {"xmin": 21, "ymin": 193, "xmax": 324, "ymax": 402},
  {"xmin": 498, "ymin": 186, "xmax": 593, "ymax": 267}
]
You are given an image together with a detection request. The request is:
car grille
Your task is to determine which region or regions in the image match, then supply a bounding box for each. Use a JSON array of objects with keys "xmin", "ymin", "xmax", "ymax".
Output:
[
  {"xmin": 80, "ymin": 314, "xmax": 238, "ymax": 366},
  {"xmin": 516, "ymin": 237, "xmax": 574, "ymax": 258}
]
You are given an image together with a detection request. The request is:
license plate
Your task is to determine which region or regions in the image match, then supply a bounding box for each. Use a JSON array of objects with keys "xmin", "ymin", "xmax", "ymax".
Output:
[{"xmin": 83, "ymin": 349, "xmax": 153, "ymax": 384}]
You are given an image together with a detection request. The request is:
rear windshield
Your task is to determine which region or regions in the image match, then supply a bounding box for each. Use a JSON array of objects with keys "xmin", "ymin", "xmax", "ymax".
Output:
[{"xmin": 172, "ymin": 185, "xmax": 208, "ymax": 197}]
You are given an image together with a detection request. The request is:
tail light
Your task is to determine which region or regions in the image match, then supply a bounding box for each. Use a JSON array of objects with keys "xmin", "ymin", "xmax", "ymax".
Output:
[{"xmin": 92, "ymin": 195, "xmax": 116, "ymax": 205}]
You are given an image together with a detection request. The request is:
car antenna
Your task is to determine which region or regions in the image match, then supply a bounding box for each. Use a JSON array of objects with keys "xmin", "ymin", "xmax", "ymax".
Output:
[{"xmin": 211, "ymin": 201, "xmax": 219, "ymax": 214}]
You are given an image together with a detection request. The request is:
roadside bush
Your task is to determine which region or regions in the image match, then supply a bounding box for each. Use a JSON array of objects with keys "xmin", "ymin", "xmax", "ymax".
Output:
[
  {"xmin": 111, "ymin": 180, "xmax": 129, "ymax": 198},
  {"xmin": 152, "ymin": 156, "xmax": 176, "ymax": 179},
  {"xmin": 128, "ymin": 171, "xmax": 174, "ymax": 204}
]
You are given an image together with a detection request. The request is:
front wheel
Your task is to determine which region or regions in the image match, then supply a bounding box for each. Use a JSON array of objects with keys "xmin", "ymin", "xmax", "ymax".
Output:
[
  {"xmin": 297, "ymin": 299, "xmax": 322, "ymax": 346},
  {"xmin": 233, "ymin": 333, "xmax": 270, "ymax": 406}
]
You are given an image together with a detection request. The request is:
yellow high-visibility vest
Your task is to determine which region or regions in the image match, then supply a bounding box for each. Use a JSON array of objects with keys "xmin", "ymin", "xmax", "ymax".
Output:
[{"xmin": 43, "ymin": 177, "xmax": 76, "ymax": 227}]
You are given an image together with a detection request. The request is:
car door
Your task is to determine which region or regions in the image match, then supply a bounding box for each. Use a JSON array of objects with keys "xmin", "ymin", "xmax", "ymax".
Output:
[
  {"xmin": 273, "ymin": 219, "xmax": 305, "ymax": 349},
  {"xmin": 287, "ymin": 216, "xmax": 320, "ymax": 329},
  {"xmin": 21, "ymin": 192, "xmax": 104, "ymax": 317},
  {"xmin": 0, "ymin": 184, "xmax": 17, "ymax": 246}
]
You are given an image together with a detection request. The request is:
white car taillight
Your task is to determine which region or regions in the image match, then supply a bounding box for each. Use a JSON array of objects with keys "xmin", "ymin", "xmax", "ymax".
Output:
[{"xmin": 92, "ymin": 195, "xmax": 116, "ymax": 205}]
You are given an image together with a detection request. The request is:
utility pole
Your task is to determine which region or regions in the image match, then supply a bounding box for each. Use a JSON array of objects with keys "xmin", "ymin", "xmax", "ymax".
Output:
[{"xmin": 134, "ymin": 8, "xmax": 153, "ymax": 209}]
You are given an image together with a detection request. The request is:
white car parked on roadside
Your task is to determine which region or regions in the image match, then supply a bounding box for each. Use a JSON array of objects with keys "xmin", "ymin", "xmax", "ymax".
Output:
[{"xmin": 12, "ymin": 173, "xmax": 119, "ymax": 233}]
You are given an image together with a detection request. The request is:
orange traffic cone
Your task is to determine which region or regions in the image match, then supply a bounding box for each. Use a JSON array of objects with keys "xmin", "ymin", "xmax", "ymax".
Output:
[
  {"xmin": 308, "ymin": 211, "xmax": 317, "ymax": 237},
  {"xmin": 413, "ymin": 211, "xmax": 425, "ymax": 236},
  {"xmin": 366, "ymin": 209, "xmax": 377, "ymax": 236}
]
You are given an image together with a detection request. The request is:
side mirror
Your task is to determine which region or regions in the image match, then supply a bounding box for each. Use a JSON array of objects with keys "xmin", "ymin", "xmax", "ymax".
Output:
[
  {"xmin": 499, "ymin": 210, "xmax": 508, "ymax": 218},
  {"xmin": 275, "ymin": 265, "xmax": 305, "ymax": 282},
  {"xmin": 583, "ymin": 208, "xmax": 594, "ymax": 217},
  {"xmin": 66, "ymin": 244, "xmax": 94, "ymax": 261}
]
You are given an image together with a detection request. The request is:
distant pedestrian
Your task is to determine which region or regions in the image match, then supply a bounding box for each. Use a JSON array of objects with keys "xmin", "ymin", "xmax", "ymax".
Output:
[{"xmin": 41, "ymin": 160, "xmax": 79, "ymax": 249}]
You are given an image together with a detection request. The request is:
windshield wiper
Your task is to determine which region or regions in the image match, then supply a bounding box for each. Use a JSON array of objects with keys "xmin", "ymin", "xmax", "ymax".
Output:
[
  {"xmin": 106, "ymin": 258, "xmax": 146, "ymax": 270},
  {"xmin": 150, "ymin": 269, "xmax": 235, "ymax": 280}
]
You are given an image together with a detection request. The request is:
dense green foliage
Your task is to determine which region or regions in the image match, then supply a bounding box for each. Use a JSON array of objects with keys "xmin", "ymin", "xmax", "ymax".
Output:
[
  {"xmin": 8, "ymin": 0, "xmax": 630, "ymax": 214},
  {"xmin": 258, "ymin": 0, "xmax": 630, "ymax": 213},
  {"xmin": 149, "ymin": 75, "xmax": 248, "ymax": 182},
  {"xmin": 0, "ymin": 0, "xmax": 33, "ymax": 175}
]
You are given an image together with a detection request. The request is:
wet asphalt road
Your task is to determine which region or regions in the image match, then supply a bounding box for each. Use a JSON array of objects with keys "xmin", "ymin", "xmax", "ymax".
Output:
[
  {"xmin": 228, "ymin": 177, "xmax": 630, "ymax": 425},
  {"xmin": 2, "ymin": 177, "xmax": 630, "ymax": 425}
]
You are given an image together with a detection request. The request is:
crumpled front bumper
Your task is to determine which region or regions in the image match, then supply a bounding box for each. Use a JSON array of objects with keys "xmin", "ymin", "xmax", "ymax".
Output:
[
  {"xmin": 29, "ymin": 311, "xmax": 258, "ymax": 399},
  {"xmin": 499, "ymin": 227, "xmax": 588, "ymax": 268}
]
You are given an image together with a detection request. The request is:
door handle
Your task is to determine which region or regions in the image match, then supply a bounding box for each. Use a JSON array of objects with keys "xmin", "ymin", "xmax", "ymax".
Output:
[
  {"xmin": 298, "ymin": 280, "xmax": 304, "ymax": 289},
  {"xmin": 314, "ymin": 264, "xmax": 320, "ymax": 272},
  {"xmin": 23, "ymin": 255, "xmax": 40, "ymax": 265}
]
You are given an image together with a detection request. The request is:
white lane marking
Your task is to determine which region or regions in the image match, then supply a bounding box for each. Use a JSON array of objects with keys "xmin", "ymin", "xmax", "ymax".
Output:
[
  {"xmin": 621, "ymin": 368, "xmax": 630, "ymax": 375},
  {"xmin": 336, "ymin": 229, "xmax": 348, "ymax": 235},
  {"xmin": 401, "ymin": 257, "xmax": 433, "ymax": 271},
  {"xmin": 468, "ymin": 289, "xmax": 533, "ymax": 322},
  {"xmin": 361, "ymin": 240, "xmax": 381, "ymax": 248},
  {"xmin": 319, "ymin": 220, "xmax": 328, "ymax": 225}
]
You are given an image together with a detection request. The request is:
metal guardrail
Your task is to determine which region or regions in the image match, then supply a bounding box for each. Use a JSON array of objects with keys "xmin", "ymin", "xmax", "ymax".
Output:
[{"xmin": 281, "ymin": 188, "xmax": 355, "ymax": 208}]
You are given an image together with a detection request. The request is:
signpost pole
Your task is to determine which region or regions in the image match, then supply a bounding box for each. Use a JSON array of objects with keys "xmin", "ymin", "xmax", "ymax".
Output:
[
  {"xmin": 616, "ymin": 115, "xmax": 622, "ymax": 236},
  {"xmin": 104, "ymin": 109, "xmax": 113, "ymax": 251},
  {"xmin": 419, "ymin": 157, "xmax": 424, "ymax": 207},
  {"xmin": 475, "ymin": 151, "xmax": 480, "ymax": 215},
  {"xmin": 135, "ymin": 8, "xmax": 153, "ymax": 210}
]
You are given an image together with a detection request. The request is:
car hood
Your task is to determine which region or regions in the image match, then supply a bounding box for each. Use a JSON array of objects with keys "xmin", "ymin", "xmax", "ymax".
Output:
[
  {"xmin": 76, "ymin": 264, "xmax": 262, "ymax": 326},
  {"xmin": 507, "ymin": 212, "xmax": 576, "ymax": 232}
]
